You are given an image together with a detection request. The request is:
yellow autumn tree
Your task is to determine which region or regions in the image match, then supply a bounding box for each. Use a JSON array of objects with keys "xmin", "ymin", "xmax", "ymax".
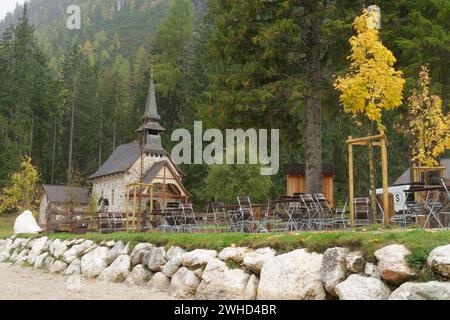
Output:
[
  {"xmin": 334, "ymin": 9, "xmax": 405, "ymax": 222},
  {"xmin": 0, "ymin": 156, "xmax": 40, "ymax": 214},
  {"xmin": 407, "ymin": 65, "xmax": 450, "ymax": 167}
]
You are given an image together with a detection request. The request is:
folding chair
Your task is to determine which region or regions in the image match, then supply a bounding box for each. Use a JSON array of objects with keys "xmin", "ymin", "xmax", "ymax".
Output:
[
  {"xmin": 181, "ymin": 203, "xmax": 197, "ymax": 232},
  {"xmin": 237, "ymin": 196, "xmax": 267, "ymax": 233},
  {"xmin": 332, "ymin": 198, "xmax": 349, "ymax": 229},
  {"xmin": 314, "ymin": 194, "xmax": 334, "ymax": 230},
  {"xmin": 298, "ymin": 194, "xmax": 319, "ymax": 230},
  {"xmin": 354, "ymin": 197, "xmax": 370, "ymax": 226}
]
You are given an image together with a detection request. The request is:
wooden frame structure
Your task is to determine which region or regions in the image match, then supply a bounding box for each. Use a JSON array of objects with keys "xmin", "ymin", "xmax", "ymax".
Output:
[
  {"xmin": 125, "ymin": 182, "xmax": 154, "ymax": 232},
  {"xmin": 412, "ymin": 165, "xmax": 446, "ymax": 184},
  {"xmin": 347, "ymin": 130, "xmax": 389, "ymax": 227}
]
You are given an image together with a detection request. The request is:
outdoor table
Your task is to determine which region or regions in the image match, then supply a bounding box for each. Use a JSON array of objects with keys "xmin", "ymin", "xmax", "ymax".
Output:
[{"xmin": 404, "ymin": 186, "xmax": 446, "ymax": 228}]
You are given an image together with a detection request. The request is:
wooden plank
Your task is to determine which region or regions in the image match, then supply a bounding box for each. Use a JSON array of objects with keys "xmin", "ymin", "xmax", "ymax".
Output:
[
  {"xmin": 348, "ymin": 135, "xmax": 354, "ymax": 227},
  {"xmin": 380, "ymin": 132, "xmax": 389, "ymax": 225}
]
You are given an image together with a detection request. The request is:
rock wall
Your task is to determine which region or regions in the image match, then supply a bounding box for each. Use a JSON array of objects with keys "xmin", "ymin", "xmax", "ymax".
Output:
[{"xmin": 1, "ymin": 236, "xmax": 450, "ymax": 300}]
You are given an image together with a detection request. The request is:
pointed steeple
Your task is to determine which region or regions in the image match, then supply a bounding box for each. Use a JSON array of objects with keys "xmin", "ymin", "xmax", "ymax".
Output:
[
  {"xmin": 136, "ymin": 73, "xmax": 166, "ymax": 156},
  {"xmin": 143, "ymin": 77, "xmax": 161, "ymax": 122}
]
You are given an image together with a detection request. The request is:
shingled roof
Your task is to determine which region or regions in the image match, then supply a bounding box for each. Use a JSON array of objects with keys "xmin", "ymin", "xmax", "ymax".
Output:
[
  {"xmin": 284, "ymin": 163, "xmax": 336, "ymax": 175},
  {"xmin": 43, "ymin": 185, "xmax": 90, "ymax": 204},
  {"xmin": 88, "ymin": 141, "xmax": 141, "ymax": 179}
]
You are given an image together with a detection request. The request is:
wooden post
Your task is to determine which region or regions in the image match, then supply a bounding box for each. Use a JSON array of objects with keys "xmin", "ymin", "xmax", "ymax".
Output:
[
  {"xmin": 380, "ymin": 131, "xmax": 389, "ymax": 225},
  {"xmin": 125, "ymin": 190, "xmax": 129, "ymax": 231},
  {"xmin": 132, "ymin": 184, "xmax": 137, "ymax": 231},
  {"xmin": 348, "ymin": 136, "xmax": 355, "ymax": 227}
]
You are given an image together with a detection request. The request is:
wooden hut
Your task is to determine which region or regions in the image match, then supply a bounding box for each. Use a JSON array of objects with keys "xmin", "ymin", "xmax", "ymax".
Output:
[{"xmin": 284, "ymin": 164, "xmax": 336, "ymax": 206}]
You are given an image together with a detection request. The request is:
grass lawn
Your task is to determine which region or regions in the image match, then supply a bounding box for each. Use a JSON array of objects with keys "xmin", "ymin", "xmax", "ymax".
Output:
[{"xmin": 1, "ymin": 214, "xmax": 450, "ymax": 280}]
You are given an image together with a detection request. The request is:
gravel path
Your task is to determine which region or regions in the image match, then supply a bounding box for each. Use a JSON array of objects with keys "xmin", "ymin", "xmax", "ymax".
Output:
[{"xmin": 0, "ymin": 263, "xmax": 172, "ymax": 300}]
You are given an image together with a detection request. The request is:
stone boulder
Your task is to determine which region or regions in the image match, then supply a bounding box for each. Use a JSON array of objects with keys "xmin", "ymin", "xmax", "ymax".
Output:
[
  {"xmin": 374, "ymin": 244, "xmax": 415, "ymax": 285},
  {"xmin": 53, "ymin": 240, "xmax": 69, "ymax": 259},
  {"xmin": 27, "ymin": 236, "xmax": 48, "ymax": 264},
  {"xmin": 257, "ymin": 249, "xmax": 325, "ymax": 300},
  {"xmin": 364, "ymin": 262, "xmax": 381, "ymax": 279},
  {"xmin": 181, "ymin": 249, "xmax": 218, "ymax": 269},
  {"xmin": 64, "ymin": 258, "xmax": 81, "ymax": 276},
  {"xmin": 243, "ymin": 247, "xmax": 276, "ymax": 274},
  {"xmin": 126, "ymin": 265, "xmax": 153, "ymax": 286},
  {"xmin": 389, "ymin": 281, "xmax": 450, "ymax": 300},
  {"xmin": 130, "ymin": 243, "xmax": 154, "ymax": 266},
  {"xmin": 80, "ymin": 246, "xmax": 109, "ymax": 278},
  {"xmin": 105, "ymin": 241, "xmax": 129, "ymax": 265},
  {"xmin": 148, "ymin": 272, "xmax": 171, "ymax": 293},
  {"xmin": 166, "ymin": 246, "xmax": 186, "ymax": 260},
  {"xmin": 0, "ymin": 239, "xmax": 13, "ymax": 262},
  {"xmin": 10, "ymin": 248, "xmax": 29, "ymax": 263},
  {"xmin": 49, "ymin": 260, "xmax": 68, "ymax": 274},
  {"xmin": 427, "ymin": 245, "xmax": 450, "ymax": 278},
  {"xmin": 63, "ymin": 240, "xmax": 94, "ymax": 264},
  {"xmin": 98, "ymin": 254, "xmax": 131, "ymax": 283},
  {"xmin": 34, "ymin": 252, "xmax": 49, "ymax": 269},
  {"xmin": 195, "ymin": 258, "xmax": 251, "ymax": 300},
  {"xmin": 346, "ymin": 251, "xmax": 365, "ymax": 273},
  {"xmin": 218, "ymin": 247, "xmax": 252, "ymax": 263},
  {"xmin": 13, "ymin": 210, "xmax": 42, "ymax": 234},
  {"xmin": 162, "ymin": 255, "xmax": 182, "ymax": 278},
  {"xmin": 321, "ymin": 247, "xmax": 348, "ymax": 296},
  {"xmin": 42, "ymin": 256, "xmax": 55, "ymax": 270},
  {"xmin": 145, "ymin": 247, "xmax": 167, "ymax": 272},
  {"xmin": 335, "ymin": 274, "xmax": 391, "ymax": 300},
  {"xmin": 168, "ymin": 267, "xmax": 201, "ymax": 299},
  {"xmin": 245, "ymin": 274, "xmax": 259, "ymax": 300}
]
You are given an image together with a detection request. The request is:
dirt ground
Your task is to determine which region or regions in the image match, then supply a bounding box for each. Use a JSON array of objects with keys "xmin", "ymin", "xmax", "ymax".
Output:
[{"xmin": 0, "ymin": 263, "xmax": 172, "ymax": 300}]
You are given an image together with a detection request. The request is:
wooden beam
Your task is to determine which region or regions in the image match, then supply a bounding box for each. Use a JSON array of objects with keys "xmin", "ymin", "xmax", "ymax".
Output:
[
  {"xmin": 348, "ymin": 136, "xmax": 355, "ymax": 227},
  {"xmin": 380, "ymin": 131, "xmax": 389, "ymax": 225},
  {"xmin": 351, "ymin": 141, "xmax": 382, "ymax": 146},
  {"xmin": 346, "ymin": 134, "xmax": 385, "ymax": 144}
]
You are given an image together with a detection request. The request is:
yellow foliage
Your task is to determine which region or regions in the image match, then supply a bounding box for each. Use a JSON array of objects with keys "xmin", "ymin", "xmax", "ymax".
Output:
[
  {"xmin": 0, "ymin": 156, "xmax": 40, "ymax": 214},
  {"xmin": 334, "ymin": 10, "xmax": 405, "ymax": 131},
  {"xmin": 407, "ymin": 65, "xmax": 450, "ymax": 167}
]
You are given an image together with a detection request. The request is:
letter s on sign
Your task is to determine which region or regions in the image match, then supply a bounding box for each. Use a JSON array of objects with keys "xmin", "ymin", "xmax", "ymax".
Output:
[{"xmin": 67, "ymin": 5, "xmax": 81, "ymax": 30}]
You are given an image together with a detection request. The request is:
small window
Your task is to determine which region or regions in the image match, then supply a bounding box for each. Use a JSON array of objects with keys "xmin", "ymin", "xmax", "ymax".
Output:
[{"xmin": 111, "ymin": 189, "xmax": 115, "ymax": 206}]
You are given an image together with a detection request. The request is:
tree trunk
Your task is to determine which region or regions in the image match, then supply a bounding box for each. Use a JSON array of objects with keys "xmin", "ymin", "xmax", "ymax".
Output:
[
  {"xmin": 305, "ymin": 15, "xmax": 322, "ymax": 194},
  {"xmin": 368, "ymin": 140, "xmax": 377, "ymax": 223},
  {"xmin": 68, "ymin": 80, "xmax": 76, "ymax": 183},
  {"xmin": 51, "ymin": 115, "xmax": 57, "ymax": 184}
]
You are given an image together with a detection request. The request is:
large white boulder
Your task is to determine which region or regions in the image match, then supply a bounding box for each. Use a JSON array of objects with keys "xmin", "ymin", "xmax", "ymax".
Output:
[
  {"xmin": 148, "ymin": 272, "xmax": 171, "ymax": 293},
  {"xmin": 13, "ymin": 210, "xmax": 42, "ymax": 234},
  {"xmin": 257, "ymin": 249, "xmax": 325, "ymax": 300},
  {"xmin": 335, "ymin": 274, "xmax": 391, "ymax": 300},
  {"xmin": 0, "ymin": 238, "xmax": 13, "ymax": 262},
  {"xmin": 195, "ymin": 258, "xmax": 252, "ymax": 300},
  {"xmin": 389, "ymin": 281, "xmax": 450, "ymax": 300},
  {"xmin": 80, "ymin": 246, "xmax": 109, "ymax": 278},
  {"xmin": 364, "ymin": 262, "xmax": 381, "ymax": 279},
  {"xmin": 243, "ymin": 247, "xmax": 276, "ymax": 274},
  {"xmin": 182, "ymin": 249, "xmax": 217, "ymax": 268},
  {"xmin": 34, "ymin": 252, "xmax": 49, "ymax": 268},
  {"xmin": 427, "ymin": 245, "xmax": 450, "ymax": 278},
  {"xmin": 162, "ymin": 255, "xmax": 182, "ymax": 278},
  {"xmin": 166, "ymin": 246, "xmax": 186, "ymax": 260},
  {"xmin": 374, "ymin": 244, "xmax": 415, "ymax": 285},
  {"xmin": 169, "ymin": 267, "xmax": 201, "ymax": 299},
  {"xmin": 64, "ymin": 258, "xmax": 81, "ymax": 276},
  {"xmin": 63, "ymin": 240, "xmax": 94, "ymax": 263},
  {"xmin": 218, "ymin": 247, "xmax": 252, "ymax": 263},
  {"xmin": 126, "ymin": 265, "xmax": 153, "ymax": 286},
  {"xmin": 27, "ymin": 236, "xmax": 48, "ymax": 264},
  {"xmin": 145, "ymin": 247, "xmax": 167, "ymax": 272},
  {"xmin": 105, "ymin": 241, "xmax": 129, "ymax": 265},
  {"xmin": 130, "ymin": 243, "xmax": 154, "ymax": 266},
  {"xmin": 98, "ymin": 254, "xmax": 131, "ymax": 283},
  {"xmin": 321, "ymin": 247, "xmax": 348, "ymax": 296},
  {"xmin": 346, "ymin": 251, "xmax": 365, "ymax": 273},
  {"xmin": 245, "ymin": 274, "xmax": 259, "ymax": 300},
  {"xmin": 49, "ymin": 260, "xmax": 68, "ymax": 274}
]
